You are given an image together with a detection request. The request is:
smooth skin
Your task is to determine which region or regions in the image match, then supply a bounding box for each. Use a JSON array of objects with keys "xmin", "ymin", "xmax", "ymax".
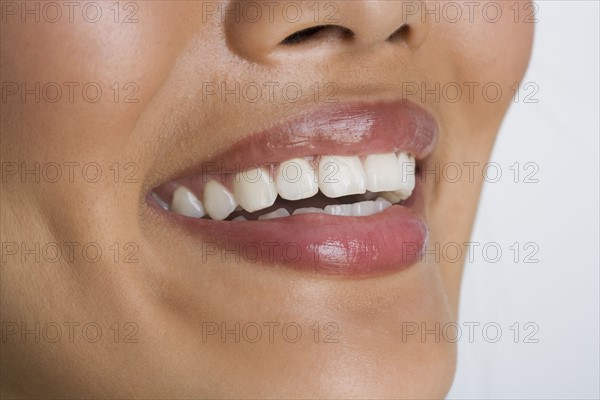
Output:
[{"xmin": 1, "ymin": 1, "xmax": 533, "ymax": 398}]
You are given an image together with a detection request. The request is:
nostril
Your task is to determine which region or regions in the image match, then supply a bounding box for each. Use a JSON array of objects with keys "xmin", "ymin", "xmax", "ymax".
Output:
[
  {"xmin": 387, "ymin": 24, "xmax": 410, "ymax": 43},
  {"xmin": 280, "ymin": 25, "xmax": 354, "ymax": 45}
]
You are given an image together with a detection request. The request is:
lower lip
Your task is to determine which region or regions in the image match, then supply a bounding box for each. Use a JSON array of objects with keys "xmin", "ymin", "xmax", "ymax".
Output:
[{"xmin": 162, "ymin": 188, "xmax": 428, "ymax": 277}]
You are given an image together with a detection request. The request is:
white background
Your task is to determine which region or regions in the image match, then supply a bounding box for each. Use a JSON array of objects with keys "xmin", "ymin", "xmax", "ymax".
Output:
[{"xmin": 447, "ymin": 1, "xmax": 599, "ymax": 398}]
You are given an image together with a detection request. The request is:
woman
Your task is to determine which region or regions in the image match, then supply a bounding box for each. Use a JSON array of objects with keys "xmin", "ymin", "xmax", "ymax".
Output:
[{"xmin": 0, "ymin": 1, "xmax": 533, "ymax": 397}]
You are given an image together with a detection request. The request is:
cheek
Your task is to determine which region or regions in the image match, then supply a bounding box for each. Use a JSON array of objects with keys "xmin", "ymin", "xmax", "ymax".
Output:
[
  {"xmin": 0, "ymin": 3, "xmax": 197, "ymax": 161},
  {"xmin": 425, "ymin": 3, "xmax": 534, "ymax": 153},
  {"xmin": 420, "ymin": 3, "xmax": 534, "ymax": 295},
  {"xmin": 453, "ymin": 13, "xmax": 534, "ymax": 85}
]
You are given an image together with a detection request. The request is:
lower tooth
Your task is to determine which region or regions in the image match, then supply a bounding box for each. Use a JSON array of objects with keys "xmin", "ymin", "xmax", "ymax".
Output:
[
  {"xmin": 227, "ymin": 198, "xmax": 393, "ymax": 221},
  {"xmin": 375, "ymin": 197, "xmax": 392, "ymax": 212},
  {"xmin": 324, "ymin": 204, "xmax": 353, "ymax": 216},
  {"xmin": 258, "ymin": 208, "xmax": 291, "ymax": 220},
  {"xmin": 351, "ymin": 201, "xmax": 378, "ymax": 217},
  {"xmin": 292, "ymin": 207, "xmax": 324, "ymax": 215},
  {"xmin": 322, "ymin": 198, "xmax": 393, "ymax": 217}
]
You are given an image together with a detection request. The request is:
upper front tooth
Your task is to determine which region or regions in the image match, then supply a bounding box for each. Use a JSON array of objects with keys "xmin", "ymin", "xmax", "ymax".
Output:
[
  {"xmin": 318, "ymin": 156, "xmax": 366, "ymax": 198},
  {"xmin": 363, "ymin": 153, "xmax": 404, "ymax": 192},
  {"xmin": 171, "ymin": 186, "xmax": 206, "ymax": 218},
  {"xmin": 203, "ymin": 180, "xmax": 238, "ymax": 220},
  {"xmin": 275, "ymin": 158, "xmax": 318, "ymax": 201},
  {"xmin": 233, "ymin": 167, "xmax": 277, "ymax": 213},
  {"xmin": 397, "ymin": 152, "xmax": 416, "ymax": 196},
  {"xmin": 382, "ymin": 152, "xmax": 416, "ymax": 202}
]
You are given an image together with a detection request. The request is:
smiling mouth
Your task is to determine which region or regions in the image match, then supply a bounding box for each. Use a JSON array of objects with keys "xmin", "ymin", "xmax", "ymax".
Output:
[
  {"xmin": 152, "ymin": 150, "xmax": 416, "ymax": 221},
  {"xmin": 147, "ymin": 100, "xmax": 438, "ymax": 276}
]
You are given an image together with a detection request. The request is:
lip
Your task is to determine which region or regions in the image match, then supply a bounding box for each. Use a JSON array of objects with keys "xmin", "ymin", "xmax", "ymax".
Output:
[
  {"xmin": 166, "ymin": 100, "xmax": 437, "ymax": 179},
  {"xmin": 150, "ymin": 99, "xmax": 438, "ymax": 277}
]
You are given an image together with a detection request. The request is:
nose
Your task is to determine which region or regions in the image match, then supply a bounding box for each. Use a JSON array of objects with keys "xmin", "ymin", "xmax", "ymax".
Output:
[{"xmin": 224, "ymin": 0, "xmax": 430, "ymax": 63}]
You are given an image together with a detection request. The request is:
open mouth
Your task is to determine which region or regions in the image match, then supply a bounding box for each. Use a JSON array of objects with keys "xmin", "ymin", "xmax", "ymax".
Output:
[
  {"xmin": 151, "ymin": 151, "xmax": 416, "ymax": 221},
  {"xmin": 147, "ymin": 100, "xmax": 438, "ymax": 276}
]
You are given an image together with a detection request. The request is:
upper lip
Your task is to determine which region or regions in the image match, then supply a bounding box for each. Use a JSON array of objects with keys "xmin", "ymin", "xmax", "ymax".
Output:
[{"xmin": 153, "ymin": 99, "xmax": 438, "ymax": 185}]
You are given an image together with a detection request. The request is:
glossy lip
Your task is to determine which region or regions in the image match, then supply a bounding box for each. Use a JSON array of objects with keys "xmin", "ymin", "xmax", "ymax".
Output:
[
  {"xmin": 161, "ymin": 183, "xmax": 428, "ymax": 276},
  {"xmin": 150, "ymin": 99, "xmax": 438, "ymax": 277},
  {"xmin": 165, "ymin": 100, "xmax": 437, "ymax": 180}
]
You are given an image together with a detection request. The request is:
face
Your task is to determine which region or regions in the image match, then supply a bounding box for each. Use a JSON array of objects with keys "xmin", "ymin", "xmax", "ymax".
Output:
[{"xmin": 1, "ymin": 1, "xmax": 533, "ymax": 397}]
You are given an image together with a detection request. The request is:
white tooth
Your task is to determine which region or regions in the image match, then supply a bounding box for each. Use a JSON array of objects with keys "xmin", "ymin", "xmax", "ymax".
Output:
[
  {"xmin": 381, "ymin": 191, "xmax": 402, "ymax": 204},
  {"xmin": 151, "ymin": 191, "xmax": 170, "ymax": 210},
  {"xmin": 292, "ymin": 207, "xmax": 324, "ymax": 215},
  {"xmin": 382, "ymin": 153, "xmax": 416, "ymax": 203},
  {"xmin": 351, "ymin": 200, "xmax": 378, "ymax": 217},
  {"xmin": 203, "ymin": 180, "xmax": 238, "ymax": 221},
  {"xmin": 258, "ymin": 208, "xmax": 290, "ymax": 220},
  {"xmin": 171, "ymin": 186, "xmax": 206, "ymax": 218},
  {"xmin": 375, "ymin": 197, "xmax": 392, "ymax": 212},
  {"xmin": 397, "ymin": 152, "xmax": 416, "ymax": 199},
  {"xmin": 324, "ymin": 204, "xmax": 353, "ymax": 216},
  {"xmin": 275, "ymin": 158, "xmax": 318, "ymax": 201},
  {"xmin": 363, "ymin": 153, "xmax": 404, "ymax": 192},
  {"xmin": 318, "ymin": 156, "xmax": 366, "ymax": 198},
  {"xmin": 233, "ymin": 167, "xmax": 277, "ymax": 213},
  {"xmin": 232, "ymin": 216, "xmax": 247, "ymax": 221},
  {"xmin": 399, "ymin": 152, "xmax": 416, "ymax": 183}
]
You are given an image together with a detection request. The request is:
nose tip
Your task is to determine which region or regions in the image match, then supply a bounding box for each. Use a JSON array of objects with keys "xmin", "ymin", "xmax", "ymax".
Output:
[{"xmin": 224, "ymin": 1, "xmax": 430, "ymax": 63}]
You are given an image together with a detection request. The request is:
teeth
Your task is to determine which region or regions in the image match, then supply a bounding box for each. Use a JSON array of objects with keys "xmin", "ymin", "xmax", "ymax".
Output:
[
  {"xmin": 375, "ymin": 197, "xmax": 392, "ymax": 212},
  {"xmin": 203, "ymin": 180, "xmax": 238, "ymax": 221},
  {"xmin": 351, "ymin": 201, "xmax": 379, "ymax": 217},
  {"xmin": 170, "ymin": 186, "xmax": 206, "ymax": 218},
  {"xmin": 233, "ymin": 167, "xmax": 278, "ymax": 213},
  {"xmin": 352, "ymin": 198, "xmax": 392, "ymax": 216},
  {"xmin": 324, "ymin": 204, "xmax": 353, "ymax": 216},
  {"xmin": 323, "ymin": 198, "xmax": 391, "ymax": 217},
  {"xmin": 275, "ymin": 158, "xmax": 318, "ymax": 201},
  {"xmin": 382, "ymin": 152, "xmax": 416, "ymax": 202},
  {"xmin": 292, "ymin": 207, "xmax": 324, "ymax": 215},
  {"xmin": 318, "ymin": 156, "xmax": 366, "ymax": 198},
  {"xmin": 258, "ymin": 208, "xmax": 291, "ymax": 220},
  {"xmin": 399, "ymin": 153, "xmax": 416, "ymax": 185},
  {"xmin": 363, "ymin": 153, "xmax": 404, "ymax": 192},
  {"xmin": 381, "ymin": 191, "xmax": 403, "ymax": 204},
  {"xmin": 161, "ymin": 152, "xmax": 416, "ymax": 221}
]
